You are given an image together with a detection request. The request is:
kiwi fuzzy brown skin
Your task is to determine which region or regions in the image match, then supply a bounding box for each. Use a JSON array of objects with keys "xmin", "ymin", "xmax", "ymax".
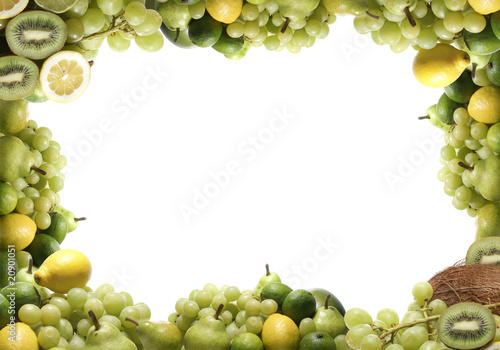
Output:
[{"xmin": 466, "ymin": 237, "xmax": 500, "ymax": 266}]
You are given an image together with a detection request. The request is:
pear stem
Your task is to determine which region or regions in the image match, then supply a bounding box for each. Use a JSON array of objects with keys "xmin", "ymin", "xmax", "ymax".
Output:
[
  {"xmin": 27, "ymin": 258, "xmax": 33, "ymax": 275},
  {"xmin": 281, "ymin": 17, "xmax": 291, "ymax": 33},
  {"xmin": 324, "ymin": 294, "xmax": 331, "ymax": 309},
  {"xmin": 174, "ymin": 28, "xmax": 180, "ymax": 43},
  {"xmin": 31, "ymin": 165, "xmax": 46, "ymax": 176},
  {"xmin": 418, "ymin": 116, "xmax": 430, "ymax": 120},
  {"xmin": 403, "ymin": 6, "xmax": 416, "ymax": 27},
  {"xmin": 88, "ymin": 310, "xmax": 101, "ymax": 331},
  {"xmin": 458, "ymin": 161, "xmax": 474, "ymax": 171},
  {"xmin": 365, "ymin": 11, "xmax": 379, "ymax": 19},
  {"xmin": 214, "ymin": 303, "xmax": 224, "ymax": 320},
  {"xmin": 472, "ymin": 62, "xmax": 478, "ymax": 80},
  {"xmin": 74, "ymin": 217, "xmax": 87, "ymax": 222},
  {"xmin": 125, "ymin": 317, "xmax": 140, "ymax": 327},
  {"xmin": 265, "ymin": 264, "xmax": 270, "ymax": 276}
]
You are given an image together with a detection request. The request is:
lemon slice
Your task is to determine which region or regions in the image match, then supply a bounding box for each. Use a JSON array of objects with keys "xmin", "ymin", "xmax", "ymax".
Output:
[
  {"xmin": 34, "ymin": 0, "xmax": 78, "ymax": 13},
  {"xmin": 0, "ymin": 0, "xmax": 29, "ymax": 19},
  {"xmin": 40, "ymin": 50, "xmax": 91, "ymax": 103}
]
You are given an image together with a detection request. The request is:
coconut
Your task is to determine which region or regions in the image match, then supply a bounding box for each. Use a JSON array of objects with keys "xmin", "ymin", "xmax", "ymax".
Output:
[{"xmin": 428, "ymin": 262, "xmax": 500, "ymax": 315}]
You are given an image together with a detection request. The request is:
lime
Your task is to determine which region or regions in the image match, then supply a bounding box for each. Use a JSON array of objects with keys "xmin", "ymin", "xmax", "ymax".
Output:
[
  {"xmin": 0, "ymin": 250, "xmax": 16, "ymax": 288},
  {"xmin": 0, "ymin": 281, "xmax": 41, "ymax": 318},
  {"xmin": 24, "ymin": 233, "xmax": 60, "ymax": 267},
  {"xmin": 0, "ymin": 0, "xmax": 29, "ymax": 19},
  {"xmin": 40, "ymin": 212, "xmax": 68, "ymax": 244},
  {"xmin": 0, "ymin": 294, "xmax": 9, "ymax": 329},
  {"xmin": 0, "ymin": 322, "xmax": 38, "ymax": 350},
  {"xmin": 309, "ymin": 288, "xmax": 346, "ymax": 316},
  {"xmin": 468, "ymin": 85, "xmax": 500, "ymax": 124},
  {"xmin": 262, "ymin": 314, "xmax": 301, "ymax": 350},
  {"xmin": 0, "ymin": 99, "xmax": 29, "ymax": 134},
  {"xmin": 34, "ymin": 0, "xmax": 79, "ymax": 13},
  {"xmin": 212, "ymin": 29, "xmax": 244, "ymax": 55},
  {"xmin": 299, "ymin": 332, "xmax": 337, "ymax": 350},
  {"xmin": 282, "ymin": 289, "xmax": 317, "ymax": 325},
  {"xmin": 260, "ymin": 282, "xmax": 293, "ymax": 312},
  {"xmin": 188, "ymin": 12, "xmax": 223, "ymax": 48},
  {"xmin": 0, "ymin": 213, "xmax": 37, "ymax": 251},
  {"xmin": 229, "ymin": 332, "xmax": 264, "ymax": 350},
  {"xmin": 0, "ymin": 182, "xmax": 18, "ymax": 215}
]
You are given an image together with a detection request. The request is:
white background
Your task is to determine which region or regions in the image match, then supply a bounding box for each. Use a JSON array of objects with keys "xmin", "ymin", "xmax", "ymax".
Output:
[{"xmin": 30, "ymin": 16, "xmax": 474, "ymax": 322}]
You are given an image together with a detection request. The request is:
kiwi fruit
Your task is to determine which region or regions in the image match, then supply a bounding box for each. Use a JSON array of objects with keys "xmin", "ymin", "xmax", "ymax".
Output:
[
  {"xmin": 437, "ymin": 302, "xmax": 496, "ymax": 350},
  {"xmin": 0, "ymin": 55, "xmax": 39, "ymax": 100},
  {"xmin": 6, "ymin": 10, "xmax": 67, "ymax": 60},
  {"xmin": 466, "ymin": 237, "xmax": 500, "ymax": 266}
]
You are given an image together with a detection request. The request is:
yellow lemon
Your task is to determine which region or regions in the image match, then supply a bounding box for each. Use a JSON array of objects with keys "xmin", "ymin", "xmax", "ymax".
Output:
[
  {"xmin": 206, "ymin": 0, "xmax": 242, "ymax": 24},
  {"xmin": 412, "ymin": 43, "xmax": 470, "ymax": 88},
  {"xmin": 0, "ymin": 213, "xmax": 36, "ymax": 251},
  {"xmin": 468, "ymin": 85, "xmax": 500, "ymax": 124},
  {"xmin": 0, "ymin": 322, "xmax": 38, "ymax": 350},
  {"xmin": 468, "ymin": 0, "xmax": 500, "ymax": 14},
  {"xmin": 261, "ymin": 314, "xmax": 301, "ymax": 350},
  {"xmin": 34, "ymin": 249, "xmax": 92, "ymax": 294}
]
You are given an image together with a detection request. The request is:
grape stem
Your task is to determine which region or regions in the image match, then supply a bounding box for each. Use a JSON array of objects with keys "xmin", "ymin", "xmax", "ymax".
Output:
[
  {"xmin": 76, "ymin": 20, "xmax": 129, "ymax": 45},
  {"xmin": 74, "ymin": 217, "xmax": 87, "ymax": 222},
  {"xmin": 365, "ymin": 11, "xmax": 379, "ymax": 19}
]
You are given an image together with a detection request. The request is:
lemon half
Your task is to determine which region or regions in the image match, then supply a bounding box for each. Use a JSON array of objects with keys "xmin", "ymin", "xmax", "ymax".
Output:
[{"xmin": 0, "ymin": 0, "xmax": 29, "ymax": 19}]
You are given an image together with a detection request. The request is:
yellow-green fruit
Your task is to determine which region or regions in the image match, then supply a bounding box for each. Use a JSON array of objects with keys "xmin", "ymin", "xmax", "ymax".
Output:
[
  {"xmin": 205, "ymin": 0, "xmax": 242, "ymax": 24},
  {"xmin": 468, "ymin": 85, "xmax": 500, "ymax": 124},
  {"xmin": 412, "ymin": 43, "xmax": 470, "ymax": 88},
  {"xmin": 475, "ymin": 203, "xmax": 500, "ymax": 240},
  {"xmin": 0, "ymin": 213, "xmax": 36, "ymax": 251},
  {"xmin": 0, "ymin": 99, "xmax": 29, "ymax": 134},
  {"xmin": 468, "ymin": 0, "xmax": 500, "ymax": 14},
  {"xmin": 34, "ymin": 249, "xmax": 92, "ymax": 294}
]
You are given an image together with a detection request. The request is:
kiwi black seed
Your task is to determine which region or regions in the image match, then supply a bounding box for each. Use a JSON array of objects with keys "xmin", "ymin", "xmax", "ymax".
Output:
[
  {"xmin": 437, "ymin": 302, "xmax": 496, "ymax": 350},
  {"xmin": 466, "ymin": 237, "xmax": 500, "ymax": 266},
  {"xmin": 0, "ymin": 55, "xmax": 39, "ymax": 101},
  {"xmin": 6, "ymin": 10, "xmax": 67, "ymax": 60}
]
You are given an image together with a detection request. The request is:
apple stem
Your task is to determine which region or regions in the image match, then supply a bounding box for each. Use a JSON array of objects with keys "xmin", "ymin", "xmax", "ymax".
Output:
[
  {"xmin": 31, "ymin": 165, "xmax": 46, "ymax": 176},
  {"xmin": 365, "ymin": 11, "xmax": 379, "ymax": 19},
  {"xmin": 324, "ymin": 294, "xmax": 331, "ymax": 309},
  {"xmin": 458, "ymin": 162, "xmax": 474, "ymax": 171},
  {"xmin": 88, "ymin": 310, "xmax": 101, "ymax": 331},
  {"xmin": 265, "ymin": 264, "xmax": 270, "ymax": 276},
  {"xmin": 281, "ymin": 18, "xmax": 291, "ymax": 33},
  {"xmin": 214, "ymin": 303, "xmax": 224, "ymax": 319},
  {"xmin": 418, "ymin": 116, "xmax": 430, "ymax": 120},
  {"xmin": 403, "ymin": 6, "xmax": 416, "ymax": 27},
  {"xmin": 125, "ymin": 317, "xmax": 140, "ymax": 327},
  {"xmin": 27, "ymin": 258, "xmax": 33, "ymax": 275}
]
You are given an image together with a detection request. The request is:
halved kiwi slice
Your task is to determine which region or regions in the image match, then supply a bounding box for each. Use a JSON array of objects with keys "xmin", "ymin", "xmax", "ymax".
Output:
[
  {"xmin": 0, "ymin": 55, "xmax": 39, "ymax": 100},
  {"xmin": 466, "ymin": 237, "xmax": 500, "ymax": 265},
  {"xmin": 6, "ymin": 10, "xmax": 67, "ymax": 60},
  {"xmin": 437, "ymin": 302, "xmax": 496, "ymax": 350}
]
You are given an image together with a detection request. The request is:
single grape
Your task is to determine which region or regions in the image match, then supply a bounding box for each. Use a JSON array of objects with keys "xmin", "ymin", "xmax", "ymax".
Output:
[
  {"xmin": 183, "ymin": 301, "xmax": 200, "ymax": 318},
  {"xmin": 18, "ymin": 304, "xmax": 42, "ymax": 325},
  {"xmin": 245, "ymin": 315, "xmax": 263, "ymax": 334},
  {"xmin": 260, "ymin": 299, "xmax": 278, "ymax": 315},
  {"xmin": 132, "ymin": 9, "xmax": 162, "ymax": 36},
  {"xmin": 38, "ymin": 326, "xmax": 61, "ymax": 349},
  {"xmin": 401, "ymin": 325, "xmax": 429, "ymax": 350},
  {"xmin": 427, "ymin": 299, "xmax": 448, "ymax": 316},
  {"xmin": 119, "ymin": 306, "xmax": 141, "ymax": 328},
  {"xmin": 376, "ymin": 308, "xmax": 399, "ymax": 327},
  {"xmin": 431, "ymin": 0, "xmax": 449, "ymax": 18},
  {"xmin": 364, "ymin": 9, "xmax": 385, "ymax": 31},
  {"xmin": 124, "ymin": 1, "xmax": 147, "ymax": 26},
  {"xmin": 227, "ymin": 22, "xmax": 244, "ymax": 38},
  {"xmin": 346, "ymin": 324, "xmax": 376, "ymax": 350},
  {"xmin": 103, "ymin": 292, "xmax": 126, "ymax": 316},
  {"xmin": 412, "ymin": 281, "xmax": 433, "ymax": 305},
  {"xmin": 77, "ymin": 318, "xmax": 93, "ymax": 337},
  {"xmin": 108, "ymin": 33, "xmax": 132, "ymax": 53},
  {"xmin": 84, "ymin": 298, "xmax": 105, "ymax": 319},
  {"xmin": 443, "ymin": 11, "xmax": 463, "ymax": 33},
  {"xmin": 241, "ymin": 3, "xmax": 259, "ymax": 21},
  {"xmin": 416, "ymin": 28, "xmax": 437, "ymax": 49},
  {"xmin": 135, "ymin": 31, "xmax": 164, "ymax": 52},
  {"xmin": 361, "ymin": 333, "xmax": 383, "ymax": 350},
  {"xmin": 35, "ymin": 211, "xmax": 51, "ymax": 230},
  {"xmin": 80, "ymin": 7, "xmax": 106, "ymax": 35},
  {"xmin": 95, "ymin": 283, "xmax": 114, "ymax": 300},
  {"xmin": 50, "ymin": 297, "xmax": 71, "ymax": 319},
  {"xmin": 345, "ymin": 308, "xmax": 373, "ymax": 329},
  {"xmin": 223, "ymin": 286, "xmax": 240, "ymax": 302},
  {"xmin": 463, "ymin": 12, "xmax": 487, "ymax": 33},
  {"xmin": 299, "ymin": 317, "xmax": 316, "ymax": 337},
  {"xmin": 97, "ymin": 0, "xmax": 123, "ymax": 15},
  {"xmin": 195, "ymin": 290, "xmax": 213, "ymax": 309}
]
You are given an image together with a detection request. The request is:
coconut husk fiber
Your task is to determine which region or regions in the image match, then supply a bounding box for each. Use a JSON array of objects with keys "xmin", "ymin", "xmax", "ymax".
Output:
[{"xmin": 427, "ymin": 262, "xmax": 500, "ymax": 316}]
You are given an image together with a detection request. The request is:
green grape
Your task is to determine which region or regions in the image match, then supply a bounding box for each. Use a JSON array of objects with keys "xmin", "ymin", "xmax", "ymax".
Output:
[
  {"xmin": 391, "ymin": 36, "xmax": 410, "ymax": 53},
  {"xmin": 95, "ymin": 283, "xmax": 114, "ymax": 300},
  {"xmin": 25, "ymin": 172, "xmax": 39, "ymax": 185},
  {"xmin": 443, "ymin": 11, "xmax": 463, "ymax": 33},
  {"xmin": 67, "ymin": 287, "xmax": 88, "ymax": 310},
  {"xmin": 132, "ymin": 9, "xmax": 162, "ymax": 36},
  {"xmin": 188, "ymin": 1, "xmax": 205, "ymax": 19},
  {"xmin": 344, "ymin": 308, "xmax": 373, "ymax": 329},
  {"xmin": 198, "ymin": 307, "xmax": 216, "ymax": 319},
  {"xmin": 195, "ymin": 290, "xmax": 213, "ymax": 309},
  {"xmin": 444, "ymin": 0, "xmax": 467, "ymax": 10},
  {"xmin": 473, "ymin": 68, "xmax": 492, "ymax": 86},
  {"xmin": 444, "ymin": 172, "xmax": 463, "ymax": 190},
  {"xmin": 16, "ymin": 197, "xmax": 34, "ymax": 215},
  {"xmin": 299, "ymin": 317, "xmax": 316, "ymax": 337},
  {"xmin": 401, "ymin": 18, "xmax": 420, "ymax": 39},
  {"xmin": 124, "ymin": 1, "xmax": 147, "ymax": 25},
  {"xmin": 244, "ymin": 20, "xmax": 260, "ymax": 38},
  {"xmin": 80, "ymin": 7, "xmax": 106, "ymax": 35},
  {"xmin": 245, "ymin": 316, "xmax": 263, "ymax": 334},
  {"xmin": 53, "ymin": 155, "xmax": 67, "ymax": 170},
  {"xmin": 448, "ymin": 158, "xmax": 465, "ymax": 174},
  {"xmin": 266, "ymin": 20, "xmax": 281, "ymax": 34},
  {"xmin": 32, "ymin": 134, "xmax": 49, "ymax": 152},
  {"xmin": 40, "ymin": 163, "xmax": 57, "ymax": 179},
  {"xmin": 289, "ymin": 17, "xmax": 307, "ymax": 30},
  {"xmin": 277, "ymin": 26, "xmax": 293, "ymax": 43},
  {"xmin": 34, "ymin": 196, "xmax": 51, "ymax": 213},
  {"xmin": 258, "ymin": 9, "xmax": 270, "ymax": 27},
  {"xmin": 227, "ymin": 22, "xmax": 244, "ymax": 38},
  {"xmin": 469, "ymin": 191, "xmax": 486, "ymax": 209},
  {"xmin": 431, "ymin": 0, "xmax": 449, "ymax": 18},
  {"xmin": 65, "ymin": 18, "xmax": 85, "ymax": 43},
  {"xmin": 477, "ymin": 146, "xmax": 494, "ymax": 159},
  {"xmin": 244, "ymin": 298, "xmax": 260, "ymax": 316},
  {"xmin": 84, "ymin": 298, "xmax": 105, "ymax": 319},
  {"xmin": 235, "ymin": 310, "xmax": 248, "ymax": 328},
  {"xmin": 353, "ymin": 15, "xmax": 370, "ymax": 34},
  {"xmin": 120, "ymin": 306, "xmax": 141, "ymax": 328},
  {"xmin": 260, "ymin": 299, "xmax": 278, "ymax": 315},
  {"xmin": 444, "ymin": 185, "xmax": 456, "ymax": 197},
  {"xmin": 183, "ymin": 301, "xmax": 200, "ymax": 318},
  {"xmin": 35, "ymin": 211, "xmax": 51, "ymax": 230},
  {"xmin": 35, "ymin": 126, "xmax": 51, "ymax": 138},
  {"xmin": 453, "ymin": 107, "xmax": 470, "ymax": 125},
  {"xmin": 364, "ymin": 9, "xmax": 385, "ymax": 31},
  {"xmin": 272, "ymin": 12, "xmax": 285, "ymax": 26},
  {"xmin": 40, "ymin": 304, "xmax": 62, "ymax": 326},
  {"xmin": 427, "ymin": 299, "xmax": 448, "ymax": 316},
  {"xmin": 379, "ymin": 21, "xmax": 401, "ymax": 45},
  {"xmin": 31, "ymin": 150, "xmax": 43, "ymax": 167},
  {"xmin": 107, "ymin": 33, "xmax": 132, "ymax": 52},
  {"xmin": 361, "ymin": 333, "xmax": 383, "ymax": 350},
  {"xmin": 50, "ymin": 297, "xmax": 71, "ymax": 319},
  {"xmin": 448, "ymin": 132, "xmax": 465, "ymax": 148},
  {"xmin": 471, "ymin": 123, "xmax": 489, "ymax": 140},
  {"xmin": 55, "ymin": 318, "xmax": 73, "ymax": 341},
  {"xmin": 433, "ymin": 19, "xmax": 454, "ymax": 40},
  {"xmin": 437, "ymin": 166, "xmax": 451, "ymax": 182},
  {"xmin": 412, "ymin": 281, "xmax": 433, "ymax": 304},
  {"xmin": 23, "ymin": 187, "xmax": 39, "ymax": 200},
  {"xmin": 223, "ymin": 286, "xmax": 241, "ymax": 302},
  {"xmin": 77, "ymin": 317, "xmax": 93, "ymax": 337},
  {"xmin": 49, "ymin": 140, "xmax": 60, "ymax": 150},
  {"xmin": 346, "ymin": 324, "xmax": 376, "ymax": 350},
  {"xmin": 19, "ymin": 128, "xmax": 35, "ymax": 145},
  {"xmin": 97, "ymin": 0, "xmax": 123, "ymax": 15},
  {"xmin": 42, "ymin": 147, "xmax": 60, "ymax": 164},
  {"xmin": 212, "ymin": 293, "xmax": 228, "ymax": 311},
  {"xmin": 251, "ymin": 27, "xmax": 268, "ymax": 44},
  {"xmin": 103, "ymin": 292, "xmax": 126, "ymax": 316},
  {"xmin": 440, "ymin": 144, "xmax": 456, "ymax": 161},
  {"xmin": 120, "ymin": 291, "xmax": 133, "ymax": 306},
  {"xmin": 371, "ymin": 30, "xmax": 384, "ymax": 45},
  {"xmin": 467, "ymin": 206, "xmax": 479, "ymax": 217},
  {"xmin": 236, "ymin": 293, "xmax": 254, "ymax": 310},
  {"xmin": 383, "ymin": 7, "xmax": 405, "ymax": 22},
  {"xmin": 317, "ymin": 22, "xmax": 330, "ymax": 39},
  {"xmin": 463, "ymin": 12, "xmax": 486, "ymax": 33},
  {"xmin": 455, "ymin": 185, "xmax": 473, "ymax": 202},
  {"xmin": 135, "ymin": 31, "xmax": 164, "ymax": 52},
  {"xmin": 68, "ymin": 334, "xmax": 86, "ymax": 349},
  {"xmin": 464, "ymin": 152, "xmax": 479, "ymax": 165},
  {"xmin": 38, "ymin": 326, "xmax": 61, "ymax": 349},
  {"xmin": 135, "ymin": 302, "xmax": 151, "ymax": 321},
  {"xmin": 417, "ymin": 7, "xmax": 437, "ymax": 28},
  {"xmin": 48, "ymin": 176, "xmax": 64, "ymax": 192},
  {"xmin": 376, "ymin": 308, "xmax": 399, "ymax": 327},
  {"xmin": 168, "ymin": 312, "xmax": 178, "ymax": 323},
  {"xmin": 18, "ymin": 304, "xmax": 42, "ymax": 325},
  {"xmin": 310, "ymin": 5, "xmax": 328, "ymax": 22},
  {"xmin": 242, "ymin": 3, "xmax": 259, "ymax": 21},
  {"xmin": 401, "ymin": 326, "xmax": 430, "ymax": 350},
  {"xmin": 226, "ymin": 322, "xmax": 239, "ymax": 340},
  {"xmin": 453, "ymin": 124, "xmax": 471, "ymax": 141},
  {"xmin": 465, "ymin": 138, "xmax": 482, "ymax": 150},
  {"xmin": 293, "ymin": 28, "xmax": 310, "ymax": 47},
  {"xmin": 220, "ymin": 310, "xmax": 233, "ymax": 325},
  {"xmin": 176, "ymin": 314, "xmax": 195, "ymax": 331},
  {"xmin": 417, "ymin": 28, "xmax": 437, "ymax": 49},
  {"xmin": 175, "ymin": 298, "xmax": 188, "ymax": 314}
]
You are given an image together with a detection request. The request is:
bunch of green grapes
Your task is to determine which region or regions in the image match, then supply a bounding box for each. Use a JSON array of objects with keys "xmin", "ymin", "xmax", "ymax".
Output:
[
  {"xmin": 223, "ymin": 1, "xmax": 334, "ymax": 54},
  {"xmin": 168, "ymin": 283, "xmax": 279, "ymax": 339},
  {"xmin": 16, "ymin": 282, "xmax": 150, "ymax": 349},
  {"xmin": 62, "ymin": 0, "xmax": 165, "ymax": 58},
  {"xmin": 3, "ymin": 120, "xmax": 67, "ymax": 230},
  {"xmin": 353, "ymin": 0, "xmax": 487, "ymax": 53}
]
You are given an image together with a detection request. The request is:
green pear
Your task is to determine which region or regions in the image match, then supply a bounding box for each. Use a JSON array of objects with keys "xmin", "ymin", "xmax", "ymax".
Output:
[
  {"xmin": 308, "ymin": 288, "xmax": 346, "ymax": 316},
  {"xmin": 127, "ymin": 318, "xmax": 182, "ymax": 350},
  {"xmin": 0, "ymin": 135, "xmax": 43, "ymax": 182},
  {"xmin": 253, "ymin": 264, "xmax": 281, "ymax": 297},
  {"xmin": 14, "ymin": 258, "xmax": 49, "ymax": 300},
  {"xmin": 460, "ymin": 155, "xmax": 500, "ymax": 201},
  {"xmin": 475, "ymin": 203, "xmax": 500, "ymax": 240},
  {"xmin": 325, "ymin": 0, "xmax": 369, "ymax": 16},
  {"xmin": 183, "ymin": 304, "xmax": 230, "ymax": 350},
  {"xmin": 275, "ymin": 0, "xmax": 320, "ymax": 32},
  {"xmin": 156, "ymin": 0, "xmax": 192, "ymax": 31},
  {"xmin": 418, "ymin": 104, "xmax": 451, "ymax": 132},
  {"xmin": 83, "ymin": 310, "xmax": 138, "ymax": 350},
  {"xmin": 381, "ymin": 0, "xmax": 417, "ymax": 26},
  {"xmin": 160, "ymin": 25, "xmax": 195, "ymax": 48},
  {"xmin": 312, "ymin": 295, "xmax": 348, "ymax": 340},
  {"xmin": 0, "ymin": 99, "xmax": 29, "ymax": 134},
  {"xmin": 52, "ymin": 204, "xmax": 86, "ymax": 233}
]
